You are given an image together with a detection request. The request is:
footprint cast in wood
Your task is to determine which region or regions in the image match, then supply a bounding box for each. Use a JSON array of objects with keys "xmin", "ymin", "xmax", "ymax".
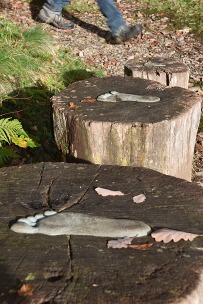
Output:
[
  {"xmin": 11, "ymin": 211, "xmax": 151, "ymax": 237},
  {"xmin": 2, "ymin": 163, "xmax": 203, "ymax": 304},
  {"xmin": 52, "ymin": 76, "xmax": 201, "ymax": 181}
]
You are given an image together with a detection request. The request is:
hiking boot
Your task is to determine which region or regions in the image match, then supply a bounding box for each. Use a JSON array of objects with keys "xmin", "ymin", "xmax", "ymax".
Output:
[
  {"xmin": 107, "ymin": 24, "xmax": 143, "ymax": 44},
  {"xmin": 38, "ymin": 8, "xmax": 75, "ymax": 30}
]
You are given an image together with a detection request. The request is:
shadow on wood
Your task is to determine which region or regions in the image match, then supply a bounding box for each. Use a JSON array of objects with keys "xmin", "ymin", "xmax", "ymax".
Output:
[{"xmin": 1, "ymin": 162, "xmax": 203, "ymax": 303}]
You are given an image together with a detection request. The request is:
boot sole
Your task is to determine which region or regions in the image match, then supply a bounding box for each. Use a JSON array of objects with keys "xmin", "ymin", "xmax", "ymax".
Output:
[
  {"xmin": 37, "ymin": 13, "xmax": 75, "ymax": 30},
  {"xmin": 107, "ymin": 24, "xmax": 143, "ymax": 44}
]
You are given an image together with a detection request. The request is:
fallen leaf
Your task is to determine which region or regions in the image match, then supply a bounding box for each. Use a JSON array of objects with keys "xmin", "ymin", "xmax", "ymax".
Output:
[
  {"xmin": 13, "ymin": 1, "xmax": 24, "ymax": 9},
  {"xmin": 25, "ymin": 273, "xmax": 36, "ymax": 281},
  {"xmin": 160, "ymin": 17, "xmax": 169, "ymax": 22},
  {"xmin": 69, "ymin": 102, "xmax": 78, "ymax": 110},
  {"xmin": 107, "ymin": 236, "xmax": 133, "ymax": 248},
  {"xmin": 137, "ymin": 12, "xmax": 143, "ymax": 18},
  {"xmin": 195, "ymin": 143, "xmax": 203, "ymax": 151},
  {"xmin": 18, "ymin": 283, "xmax": 34, "ymax": 296},
  {"xmin": 80, "ymin": 98, "xmax": 96, "ymax": 103},
  {"xmin": 127, "ymin": 243, "xmax": 153, "ymax": 250},
  {"xmin": 133, "ymin": 194, "xmax": 146, "ymax": 203},
  {"xmin": 95, "ymin": 187, "xmax": 124, "ymax": 197},
  {"xmin": 151, "ymin": 228, "xmax": 203, "ymax": 243},
  {"xmin": 198, "ymin": 90, "xmax": 203, "ymax": 99},
  {"xmin": 175, "ymin": 28, "xmax": 191, "ymax": 36},
  {"xmin": 197, "ymin": 133, "xmax": 203, "ymax": 144},
  {"xmin": 127, "ymin": 55, "xmax": 135, "ymax": 60}
]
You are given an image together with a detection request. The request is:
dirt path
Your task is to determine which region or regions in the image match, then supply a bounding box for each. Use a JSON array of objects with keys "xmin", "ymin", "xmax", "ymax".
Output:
[{"xmin": 1, "ymin": 0, "xmax": 203, "ymax": 80}]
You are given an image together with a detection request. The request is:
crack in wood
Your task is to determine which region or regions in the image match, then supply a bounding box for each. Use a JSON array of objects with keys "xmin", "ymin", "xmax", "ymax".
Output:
[
  {"xmin": 37, "ymin": 162, "xmax": 45, "ymax": 189},
  {"xmin": 58, "ymin": 166, "xmax": 102, "ymax": 212},
  {"xmin": 71, "ymin": 166, "xmax": 101, "ymax": 206},
  {"xmin": 147, "ymin": 260, "xmax": 172, "ymax": 280},
  {"xmin": 166, "ymin": 72, "xmax": 170, "ymax": 86},
  {"xmin": 51, "ymin": 236, "xmax": 76, "ymax": 302},
  {"xmin": 67, "ymin": 236, "xmax": 73, "ymax": 278},
  {"xmin": 43, "ymin": 179, "xmax": 55, "ymax": 209},
  {"xmin": 13, "ymin": 254, "xmax": 25, "ymax": 273}
]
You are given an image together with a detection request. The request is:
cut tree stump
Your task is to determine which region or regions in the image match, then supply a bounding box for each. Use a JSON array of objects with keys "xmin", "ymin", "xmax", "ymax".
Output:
[
  {"xmin": 51, "ymin": 76, "xmax": 201, "ymax": 181},
  {"xmin": 124, "ymin": 57, "xmax": 190, "ymax": 88},
  {"xmin": 1, "ymin": 162, "xmax": 203, "ymax": 304}
]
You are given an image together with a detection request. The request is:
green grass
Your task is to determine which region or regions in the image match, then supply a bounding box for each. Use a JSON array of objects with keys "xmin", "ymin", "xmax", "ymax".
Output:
[
  {"xmin": 137, "ymin": 0, "xmax": 203, "ymax": 36},
  {"xmin": 0, "ymin": 18, "xmax": 103, "ymax": 165},
  {"xmin": 64, "ymin": 0, "xmax": 203, "ymax": 37},
  {"xmin": 0, "ymin": 19, "xmax": 103, "ymax": 101},
  {"xmin": 64, "ymin": 0, "xmax": 98, "ymax": 14},
  {"xmin": 0, "ymin": 19, "xmax": 55, "ymax": 99}
]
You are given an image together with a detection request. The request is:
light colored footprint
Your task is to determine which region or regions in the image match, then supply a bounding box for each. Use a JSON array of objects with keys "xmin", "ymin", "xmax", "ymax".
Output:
[
  {"xmin": 11, "ymin": 210, "xmax": 57, "ymax": 234},
  {"xmin": 97, "ymin": 91, "xmax": 160, "ymax": 103},
  {"xmin": 11, "ymin": 211, "xmax": 151, "ymax": 238}
]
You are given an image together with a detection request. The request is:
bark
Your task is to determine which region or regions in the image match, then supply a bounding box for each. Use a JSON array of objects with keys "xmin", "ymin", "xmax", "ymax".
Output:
[
  {"xmin": 52, "ymin": 76, "xmax": 201, "ymax": 181},
  {"xmin": 124, "ymin": 57, "xmax": 190, "ymax": 88}
]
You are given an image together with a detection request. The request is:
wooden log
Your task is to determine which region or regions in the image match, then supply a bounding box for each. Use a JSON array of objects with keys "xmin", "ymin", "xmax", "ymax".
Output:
[
  {"xmin": 124, "ymin": 57, "xmax": 190, "ymax": 88},
  {"xmin": 51, "ymin": 76, "xmax": 201, "ymax": 181},
  {"xmin": 1, "ymin": 162, "xmax": 203, "ymax": 303}
]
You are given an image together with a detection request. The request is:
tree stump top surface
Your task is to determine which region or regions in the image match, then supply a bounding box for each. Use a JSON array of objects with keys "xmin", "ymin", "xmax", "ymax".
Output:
[
  {"xmin": 1, "ymin": 162, "xmax": 203, "ymax": 303},
  {"xmin": 52, "ymin": 76, "xmax": 200, "ymax": 124},
  {"xmin": 125, "ymin": 57, "xmax": 190, "ymax": 74}
]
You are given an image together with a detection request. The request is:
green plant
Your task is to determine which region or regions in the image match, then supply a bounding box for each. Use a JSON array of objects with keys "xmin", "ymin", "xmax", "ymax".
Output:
[
  {"xmin": 0, "ymin": 19, "xmax": 103, "ymax": 101},
  {"xmin": 0, "ymin": 146, "xmax": 19, "ymax": 165},
  {"xmin": 0, "ymin": 117, "xmax": 38, "ymax": 165},
  {"xmin": 137, "ymin": 0, "xmax": 203, "ymax": 36},
  {"xmin": 0, "ymin": 19, "xmax": 55, "ymax": 100},
  {"xmin": 0, "ymin": 18, "xmax": 103, "ymax": 165},
  {"xmin": 64, "ymin": 0, "xmax": 98, "ymax": 14}
]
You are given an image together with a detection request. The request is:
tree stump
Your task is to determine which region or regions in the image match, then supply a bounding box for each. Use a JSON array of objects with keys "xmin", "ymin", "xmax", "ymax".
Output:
[
  {"xmin": 1, "ymin": 162, "xmax": 203, "ymax": 304},
  {"xmin": 124, "ymin": 57, "xmax": 190, "ymax": 88},
  {"xmin": 52, "ymin": 76, "xmax": 201, "ymax": 181}
]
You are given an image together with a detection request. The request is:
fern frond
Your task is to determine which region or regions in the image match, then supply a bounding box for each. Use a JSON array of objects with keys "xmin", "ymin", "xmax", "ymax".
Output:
[
  {"xmin": 0, "ymin": 117, "xmax": 38, "ymax": 149},
  {"xmin": 0, "ymin": 117, "xmax": 27, "ymax": 143},
  {"xmin": 0, "ymin": 147, "xmax": 19, "ymax": 166}
]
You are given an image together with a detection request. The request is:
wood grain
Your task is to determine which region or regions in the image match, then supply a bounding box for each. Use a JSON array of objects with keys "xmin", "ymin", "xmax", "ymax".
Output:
[
  {"xmin": 52, "ymin": 76, "xmax": 201, "ymax": 180},
  {"xmin": 1, "ymin": 163, "xmax": 203, "ymax": 303},
  {"xmin": 124, "ymin": 57, "xmax": 190, "ymax": 88}
]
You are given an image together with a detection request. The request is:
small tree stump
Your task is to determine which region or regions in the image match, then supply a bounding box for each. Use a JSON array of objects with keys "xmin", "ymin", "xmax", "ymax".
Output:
[
  {"xmin": 52, "ymin": 76, "xmax": 201, "ymax": 181},
  {"xmin": 1, "ymin": 163, "xmax": 203, "ymax": 303},
  {"xmin": 124, "ymin": 57, "xmax": 190, "ymax": 88}
]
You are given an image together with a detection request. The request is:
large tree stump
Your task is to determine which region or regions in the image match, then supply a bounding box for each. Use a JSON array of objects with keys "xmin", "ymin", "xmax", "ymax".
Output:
[
  {"xmin": 51, "ymin": 76, "xmax": 201, "ymax": 181},
  {"xmin": 124, "ymin": 57, "xmax": 190, "ymax": 88},
  {"xmin": 1, "ymin": 163, "xmax": 203, "ymax": 303}
]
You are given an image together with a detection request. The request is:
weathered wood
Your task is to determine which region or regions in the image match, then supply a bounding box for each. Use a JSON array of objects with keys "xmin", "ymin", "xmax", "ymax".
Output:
[
  {"xmin": 124, "ymin": 57, "xmax": 190, "ymax": 88},
  {"xmin": 1, "ymin": 163, "xmax": 203, "ymax": 303},
  {"xmin": 51, "ymin": 76, "xmax": 201, "ymax": 181}
]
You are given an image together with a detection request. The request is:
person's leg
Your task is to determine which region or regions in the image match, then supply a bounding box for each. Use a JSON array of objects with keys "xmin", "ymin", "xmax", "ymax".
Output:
[
  {"xmin": 38, "ymin": 0, "xmax": 75, "ymax": 29},
  {"xmin": 43, "ymin": 0, "xmax": 69, "ymax": 13},
  {"xmin": 97, "ymin": 0, "xmax": 126, "ymax": 35},
  {"xmin": 97, "ymin": 0, "xmax": 143, "ymax": 43}
]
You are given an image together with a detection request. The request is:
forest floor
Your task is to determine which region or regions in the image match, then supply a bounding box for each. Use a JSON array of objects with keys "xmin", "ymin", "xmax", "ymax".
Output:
[{"xmin": 1, "ymin": 0, "xmax": 203, "ymax": 183}]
